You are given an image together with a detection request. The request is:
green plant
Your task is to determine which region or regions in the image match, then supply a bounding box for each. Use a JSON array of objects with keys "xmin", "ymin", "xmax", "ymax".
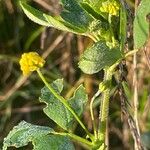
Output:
[{"xmin": 2, "ymin": 0, "xmax": 150, "ymax": 149}]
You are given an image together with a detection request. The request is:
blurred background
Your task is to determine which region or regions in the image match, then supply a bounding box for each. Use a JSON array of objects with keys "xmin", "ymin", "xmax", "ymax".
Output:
[{"xmin": 0, "ymin": 0, "xmax": 150, "ymax": 149}]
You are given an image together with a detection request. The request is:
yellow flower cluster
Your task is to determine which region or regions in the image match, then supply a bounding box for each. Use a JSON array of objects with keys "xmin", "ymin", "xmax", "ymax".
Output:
[
  {"xmin": 100, "ymin": 1, "xmax": 119, "ymax": 16},
  {"xmin": 19, "ymin": 52, "xmax": 45, "ymax": 75}
]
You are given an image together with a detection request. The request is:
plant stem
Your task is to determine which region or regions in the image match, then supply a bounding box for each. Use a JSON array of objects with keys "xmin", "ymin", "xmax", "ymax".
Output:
[
  {"xmin": 98, "ymin": 69, "xmax": 112, "ymax": 148},
  {"xmin": 90, "ymin": 91, "xmax": 100, "ymax": 139},
  {"xmin": 125, "ymin": 49, "xmax": 138, "ymax": 57},
  {"xmin": 53, "ymin": 132, "xmax": 93, "ymax": 147},
  {"xmin": 37, "ymin": 69, "xmax": 93, "ymax": 140}
]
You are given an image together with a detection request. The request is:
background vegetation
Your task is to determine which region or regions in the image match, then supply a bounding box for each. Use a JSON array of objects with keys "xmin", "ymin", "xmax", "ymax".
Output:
[{"xmin": 0, "ymin": 0, "xmax": 150, "ymax": 149}]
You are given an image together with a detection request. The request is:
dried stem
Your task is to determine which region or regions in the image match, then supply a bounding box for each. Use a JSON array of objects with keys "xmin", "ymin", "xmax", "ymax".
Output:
[
  {"xmin": 143, "ymin": 46, "xmax": 150, "ymax": 70},
  {"xmin": 133, "ymin": 53, "xmax": 140, "ymax": 130},
  {"xmin": 118, "ymin": 62, "xmax": 144, "ymax": 150},
  {"xmin": 118, "ymin": 84, "xmax": 144, "ymax": 150},
  {"xmin": 133, "ymin": 0, "xmax": 141, "ymax": 149}
]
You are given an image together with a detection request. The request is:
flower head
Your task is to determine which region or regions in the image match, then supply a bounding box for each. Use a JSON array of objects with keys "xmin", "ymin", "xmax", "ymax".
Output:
[
  {"xmin": 100, "ymin": 1, "xmax": 120, "ymax": 16},
  {"xmin": 19, "ymin": 52, "xmax": 45, "ymax": 75}
]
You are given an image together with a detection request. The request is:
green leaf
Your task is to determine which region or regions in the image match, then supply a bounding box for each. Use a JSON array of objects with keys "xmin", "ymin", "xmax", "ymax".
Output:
[
  {"xmin": 119, "ymin": 2, "xmax": 127, "ymax": 52},
  {"xmin": 60, "ymin": 0, "xmax": 94, "ymax": 32},
  {"xmin": 79, "ymin": 41, "xmax": 122, "ymax": 74},
  {"xmin": 20, "ymin": 1, "xmax": 52, "ymax": 26},
  {"xmin": 20, "ymin": 1, "xmax": 110, "ymax": 38},
  {"xmin": 69, "ymin": 85, "xmax": 88, "ymax": 116},
  {"xmin": 80, "ymin": 2, "xmax": 106, "ymax": 21},
  {"xmin": 39, "ymin": 79, "xmax": 88, "ymax": 130},
  {"xmin": 20, "ymin": 1, "xmax": 85, "ymax": 34},
  {"xmin": 3, "ymin": 121, "xmax": 75, "ymax": 150},
  {"xmin": 134, "ymin": 0, "xmax": 150, "ymax": 48},
  {"xmin": 39, "ymin": 79, "xmax": 73, "ymax": 130},
  {"xmin": 33, "ymin": 135, "xmax": 75, "ymax": 150},
  {"xmin": 3, "ymin": 121, "xmax": 54, "ymax": 150},
  {"xmin": 80, "ymin": 0, "xmax": 105, "ymax": 15}
]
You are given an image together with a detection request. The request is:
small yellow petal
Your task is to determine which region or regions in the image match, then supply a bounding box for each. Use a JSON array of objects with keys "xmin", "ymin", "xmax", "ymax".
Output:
[
  {"xmin": 19, "ymin": 52, "xmax": 45, "ymax": 75},
  {"xmin": 100, "ymin": 1, "xmax": 120, "ymax": 16}
]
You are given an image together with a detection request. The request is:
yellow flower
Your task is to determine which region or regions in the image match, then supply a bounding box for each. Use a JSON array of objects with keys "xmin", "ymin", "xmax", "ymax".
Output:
[
  {"xmin": 19, "ymin": 52, "xmax": 45, "ymax": 75},
  {"xmin": 100, "ymin": 1, "xmax": 120, "ymax": 16}
]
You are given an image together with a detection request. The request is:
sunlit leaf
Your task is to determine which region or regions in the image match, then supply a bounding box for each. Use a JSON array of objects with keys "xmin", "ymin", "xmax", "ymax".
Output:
[
  {"xmin": 60, "ymin": 0, "xmax": 94, "ymax": 32},
  {"xmin": 134, "ymin": 0, "xmax": 150, "ymax": 48},
  {"xmin": 79, "ymin": 41, "xmax": 122, "ymax": 74},
  {"xmin": 20, "ymin": 1, "xmax": 86, "ymax": 34},
  {"xmin": 33, "ymin": 135, "xmax": 75, "ymax": 150},
  {"xmin": 3, "ymin": 121, "xmax": 53, "ymax": 149},
  {"xmin": 39, "ymin": 79, "xmax": 88, "ymax": 130},
  {"xmin": 3, "ymin": 121, "xmax": 75, "ymax": 150},
  {"xmin": 119, "ymin": 2, "xmax": 127, "ymax": 52}
]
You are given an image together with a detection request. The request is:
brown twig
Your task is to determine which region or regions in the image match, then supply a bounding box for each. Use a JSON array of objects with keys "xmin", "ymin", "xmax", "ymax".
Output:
[
  {"xmin": 33, "ymin": 0, "xmax": 60, "ymax": 15},
  {"xmin": 0, "ymin": 105, "xmax": 44, "ymax": 115},
  {"xmin": 42, "ymin": 33, "xmax": 66, "ymax": 59},
  {"xmin": 0, "ymin": 75, "xmax": 29, "ymax": 101},
  {"xmin": 4, "ymin": 0, "xmax": 14, "ymax": 14},
  {"xmin": 33, "ymin": 0, "xmax": 54, "ymax": 12}
]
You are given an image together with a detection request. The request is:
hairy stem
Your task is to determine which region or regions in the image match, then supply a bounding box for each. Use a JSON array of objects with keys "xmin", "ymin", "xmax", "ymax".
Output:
[{"xmin": 98, "ymin": 69, "xmax": 112, "ymax": 148}]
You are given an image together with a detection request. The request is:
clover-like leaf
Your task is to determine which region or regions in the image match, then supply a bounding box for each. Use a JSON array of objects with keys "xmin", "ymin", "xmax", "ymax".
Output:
[
  {"xmin": 69, "ymin": 85, "xmax": 88, "ymax": 116},
  {"xmin": 60, "ymin": 0, "xmax": 94, "ymax": 32},
  {"xmin": 20, "ymin": 1, "xmax": 86, "ymax": 34},
  {"xmin": 39, "ymin": 79, "xmax": 73, "ymax": 130},
  {"xmin": 134, "ymin": 0, "xmax": 150, "ymax": 48},
  {"xmin": 119, "ymin": 2, "xmax": 127, "ymax": 52},
  {"xmin": 33, "ymin": 135, "xmax": 75, "ymax": 150},
  {"xmin": 20, "ymin": 1, "xmax": 111, "ymax": 39},
  {"xmin": 79, "ymin": 41, "xmax": 122, "ymax": 74},
  {"xmin": 39, "ymin": 79, "xmax": 88, "ymax": 131},
  {"xmin": 3, "ymin": 121, "xmax": 53, "ymax": 149},
  {"xmin": 80, "ymin": 0, "xmax": 105, "ymax": 15},
  {"xmin": 3, "ymin": 121, "xmax": 74, "ymax": 150}
]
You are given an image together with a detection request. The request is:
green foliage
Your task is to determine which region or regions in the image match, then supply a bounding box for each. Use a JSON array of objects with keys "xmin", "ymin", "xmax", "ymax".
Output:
[
  {"xmin": 19, "ymin": 2, "xmax": 49, "ymax": 26},
  {"xmin": 3, "ymin": 121, "xmax": 74, "ymax": 150},
  {"xmin": 20, "ymin": 0, "xmax": 110, "ymax": 40},
  {"xmin": 119, "ymin": 2, "xmax": 127, "ymax": 51},
  {"xmin": 33, "ymin": 135, "xmax": 75, "ymax": 150},
  {"xmin": 60, "ymin": 0, "xmax": 94, "ymax": 32},
  {"xmin": 3, "ymin": 78, "xmax": 88, "ymax": 149},
  {"xmin": 3, "ymin": 0, "xmax": 150, "ymax": 149},
  {"xmin": 20, "ymin": 1, "xmax": 85, "ymax": 34},
  {"xmin": 134, "ymin": 0, "xmax": 150, "ymax": 48},
  {"xmin": 39, "ymin": 79, "xmax": 88, "ymax": 130},
  {"xmin": 68, "ymin": 85, "xmax": 88, "ymax": 116},
  {"xmin": 80, "ymin": 0, "xmax": 104, "ymax": 15},
  {"xmin": 3, "ymin": 121, "xmax": 53, "ymax": 149},
  {"xmin": 79, "ymin": 41, "xmax": 122, "ymax": 74}
]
